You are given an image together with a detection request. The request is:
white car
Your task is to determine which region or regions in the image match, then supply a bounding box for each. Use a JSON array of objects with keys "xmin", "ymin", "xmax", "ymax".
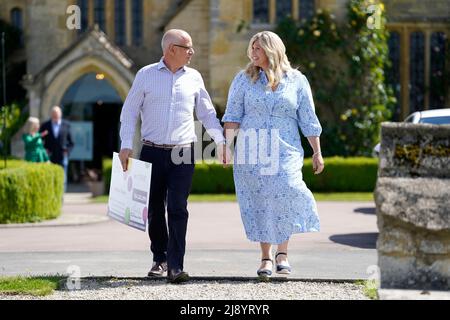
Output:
[{"xmin": 373, "ymin": 108, "xmax": 450, "ymax": 155}]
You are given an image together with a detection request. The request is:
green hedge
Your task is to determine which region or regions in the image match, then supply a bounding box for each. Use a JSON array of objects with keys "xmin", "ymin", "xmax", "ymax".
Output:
[
  {"xmin": 102, "ymin": 157, "xmax": 378, "ymax": 194},
  {"xmin": 0, "ymin": 161, "xmax": 64, "ymax": 223},
  {"xmin": 302, "ymin": 157, "xmax": 378, "ymax": 192}
]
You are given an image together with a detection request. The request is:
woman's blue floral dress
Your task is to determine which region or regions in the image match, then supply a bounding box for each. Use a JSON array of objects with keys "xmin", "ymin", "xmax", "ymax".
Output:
[{"xmin": 222, "ymin": 69, "xmax": 322, "ymax": 244}]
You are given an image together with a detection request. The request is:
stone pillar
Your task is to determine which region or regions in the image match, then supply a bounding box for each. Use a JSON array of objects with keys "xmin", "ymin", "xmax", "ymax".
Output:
[{"xmin": 375, "ymin": 123, "xmax": 450, "ymax": 291}]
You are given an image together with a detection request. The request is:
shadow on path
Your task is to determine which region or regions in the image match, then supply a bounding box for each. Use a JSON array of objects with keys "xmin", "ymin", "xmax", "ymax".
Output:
[
  {"xmin": 353, "ymin": 207, "xmax": 376, "ymax": 215},
  {"xmin": 329, "ymin": 233, "xmax": 378, "ymax": 249}
]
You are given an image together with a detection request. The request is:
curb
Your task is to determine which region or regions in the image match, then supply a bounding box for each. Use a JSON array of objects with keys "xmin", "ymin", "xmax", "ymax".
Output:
[
  {"xmin": 0, "ymin": 216, "xmax": 109, "ymax": 229},
  {"xmin": 66, "ymin": 276, "xmax": 363, "ymax": 283}
]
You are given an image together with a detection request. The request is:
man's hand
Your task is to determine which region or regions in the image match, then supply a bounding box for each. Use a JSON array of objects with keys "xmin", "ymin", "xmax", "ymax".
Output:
[
  {"xmin": 41, "ymin": 130, "xmax": 48, "ymax": 137},
  {"xmin": 312, "ymin": 152, "xmax": 324, "ymax": 175},
  {"xmin": 119, "ymin": 148, "xmax": 133, "ymax": 172}
]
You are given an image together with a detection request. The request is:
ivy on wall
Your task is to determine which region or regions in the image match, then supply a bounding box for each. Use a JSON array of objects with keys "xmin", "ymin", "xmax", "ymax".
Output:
[{"xmin": 276, "ymin": 0, "xmax": 396, "ymax": 156}]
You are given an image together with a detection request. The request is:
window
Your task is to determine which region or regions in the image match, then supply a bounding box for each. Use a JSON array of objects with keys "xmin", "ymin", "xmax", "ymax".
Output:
[
  {"xmin": 94, "ymin": 0, "xmax": 105, "ymax": 31},
  {"xmin": 276, "ymin": 0, "xmax": 292, "ymax": 22},
  {"xmin": 10, "ymin": 8, "xmax": 23, "ymax": 46},
  {"xmin": 132, "ymin": 0, "xmax": 143, "ymax": 46},
  {"xmin": 409, "ymin": 32, "xmax": 425, "ymax": 113},
  {"xmin": 10, "ymin": 8, "xmax": 23, "ymax": 30},
  {"xmin": 78, "ymin": 0, "xmax": 88, "ymax": 34},
  {"xmin": 299, "ymin": 0, "xmax": 315, "ymax": 22},
  {"xmin": 429, "ymin": 32, "xmax": 446, "ymax": 109},
  {"xmin": 253, "ymin": 0, "xmax": 269, "ymax": 24},
  {"xmin": 253, "ymin": 1, "xmax": 316, "ymax": 24},
  {"xmin": 386, "ymin": 32, "xmax": 401, "ymax": 120},
  {"xmin": 115, "ymin": 0, "xmax": 126, "ymax": 45}
]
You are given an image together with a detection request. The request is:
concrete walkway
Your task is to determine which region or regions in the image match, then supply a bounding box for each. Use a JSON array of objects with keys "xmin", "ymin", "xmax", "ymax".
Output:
[{"xmin": 0, "ymin": 193, "xmax": 378, "ymax": 280}]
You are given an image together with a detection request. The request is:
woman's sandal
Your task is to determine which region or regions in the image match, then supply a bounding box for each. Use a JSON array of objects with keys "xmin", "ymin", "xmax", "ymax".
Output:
[
  {"xmin": 257, "ymin": 258, "xmax": 273, "ymax": 280},
  {"xmin": 275, "ymin": 252, "xmax": 291, "ymax": 275}
]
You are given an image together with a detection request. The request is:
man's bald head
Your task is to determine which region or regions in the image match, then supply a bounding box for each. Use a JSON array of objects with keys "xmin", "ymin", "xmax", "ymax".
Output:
[
  {"xmin": 51, "ymin": 106, "xmax": 62, "ymax": 122},
  {"xmin": 161, "ymin": 29, "xmax": 191, "ymax": 53}
]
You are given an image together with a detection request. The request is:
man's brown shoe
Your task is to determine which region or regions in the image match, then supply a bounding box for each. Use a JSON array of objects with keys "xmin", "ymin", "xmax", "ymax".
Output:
[
  {"xmin": 167, "ymin": 269, "xmax": 189, "ymax": 284},
  {"xmin": 147, "ymin": 261, "xmax": 167, "ymax": 277}
]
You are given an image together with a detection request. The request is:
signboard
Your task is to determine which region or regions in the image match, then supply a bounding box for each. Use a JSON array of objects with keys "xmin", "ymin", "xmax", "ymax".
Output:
[
  {"xmin": 107, "ymin": 152, "xmax": 152, "ymax": 231},
  {"xmin": 69, "ymin": 121, "xmax": 93, "ymax": 160}
]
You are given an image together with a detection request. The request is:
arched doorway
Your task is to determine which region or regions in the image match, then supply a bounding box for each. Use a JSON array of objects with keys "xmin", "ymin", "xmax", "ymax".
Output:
[{"xmin": 61, "ymin": 72, "xmax": 122, "ymax": 182}]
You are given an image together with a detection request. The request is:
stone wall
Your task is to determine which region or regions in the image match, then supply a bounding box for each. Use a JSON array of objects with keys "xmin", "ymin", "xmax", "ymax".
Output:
[
  {"xmin": 383, "ymin": 0, "xmax": 450, "ymax": 22},
  {"xmin": 375, "ymin": 123, "xmax": 450, "ymax": 290}
]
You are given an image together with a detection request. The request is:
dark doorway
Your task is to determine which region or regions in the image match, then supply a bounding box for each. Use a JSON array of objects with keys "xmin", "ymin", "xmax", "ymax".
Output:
[
  {"xmin": 60, "ymin": 72, "xmax": 123, "ymax": 183},
  {"xmin": 92, "ymin": 101, "xmax": 121, "ymax": 170}
]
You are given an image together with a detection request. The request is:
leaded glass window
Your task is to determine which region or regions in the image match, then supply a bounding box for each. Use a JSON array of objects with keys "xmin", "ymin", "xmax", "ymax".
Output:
[
  {"xmin": 253, "ymin": 0, "xmax": 269, "ymax": 24},
  {"xmin": 429, "ymin": 32, "xmax": 446, "ymax": 109},
  {"xmin": 409, "ymin": 32, "xmax": 425, "ymax": 112}
]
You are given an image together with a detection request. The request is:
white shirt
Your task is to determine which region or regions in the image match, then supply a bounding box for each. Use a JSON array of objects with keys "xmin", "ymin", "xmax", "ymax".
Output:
[
  {"xmin": 52, "ymin": 120, "xmax": 61, "ymax": 138},
  {"xmin": 119, "ymin": 59, "xmax": 225, "ymax": 149}
]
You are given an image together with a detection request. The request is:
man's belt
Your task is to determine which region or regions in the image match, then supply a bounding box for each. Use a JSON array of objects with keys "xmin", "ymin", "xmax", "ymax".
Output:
[{"xmin": 142, "ymin": 139, "xmax": 192, "ymax": 150}]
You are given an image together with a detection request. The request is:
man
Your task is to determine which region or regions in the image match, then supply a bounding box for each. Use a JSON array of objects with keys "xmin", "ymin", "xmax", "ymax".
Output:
[
  {"xmin": 119, "ymin": 29, "xmax": 228, "ymax": 284},
  {"xmin": 40, "ymin": 106, "xmax": 74, "ymax": 192}
]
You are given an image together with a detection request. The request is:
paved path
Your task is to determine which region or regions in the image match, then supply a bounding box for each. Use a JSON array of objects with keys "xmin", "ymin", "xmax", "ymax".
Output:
[{"xmin": 0, "ymin": 195, "xmax": 378, "ymax": 280}]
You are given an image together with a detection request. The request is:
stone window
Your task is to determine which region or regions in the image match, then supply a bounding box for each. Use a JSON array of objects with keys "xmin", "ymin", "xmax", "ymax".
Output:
[
  {"xmin": 78, "ymin": 0, "xmax": 88, "ymax": 34},
  {"xmin": 94, "ymin": 0, "xmax": 106, "ymax": 32},
  {"xmin": 253, "ymin": 1, "xmax": 316, "ymax": 25},
  {"xmin": 386, "ymin": 31, "xmax": 401, "ymax": 121},
  {"xmin": 276, "ymin": 0, "xmax": 293, "ymax": 21},
  {"xmin": 429, "ymin": 32, "xmax": 447, "ymax": 109},
  {"xmin": 299, "ymin": 0, "xmax": 315, "ymax": 22},
  {"xmin": 132, "ymin": 0, "xmax": 143, "ymax": 46},
  {"xmin": 10, "ymin": 7, "xmax": 23, "ymax": 46},
  {"xmin": 253, "ymin": 0, "xmax": 270, "ymax": 24},
  {"xmin": 387, "ymin": 26, "xmax": 449, "ymax": 119},
  {"xmin": 409, "ymin": 32, "xmax": 425, "ymax": 113},
  {"xmin": 115, "ymin": 0, "xmax": 126, "ymax": 46}
]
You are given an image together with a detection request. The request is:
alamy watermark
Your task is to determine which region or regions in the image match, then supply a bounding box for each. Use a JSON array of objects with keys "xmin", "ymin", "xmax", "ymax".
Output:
[
  {"xmin": 66, "ymin": 5, "xmax": 81, "ymax": 30},
  {"xmin": 66, "ymin": 265, "xmax": 81, "ymax": 290},
  {"xmin": 365, "ymin": 3, "xmax": 383, "ymax": 30},
  {"xmin": 169, "ymin": 121, "xmax": 282, "ymax": 176}
]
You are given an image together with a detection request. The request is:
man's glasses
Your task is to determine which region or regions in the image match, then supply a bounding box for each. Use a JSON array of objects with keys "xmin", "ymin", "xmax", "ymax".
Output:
[{"xmin": 173, "ymin": 44, "xmax": 195, "ymax": 52}]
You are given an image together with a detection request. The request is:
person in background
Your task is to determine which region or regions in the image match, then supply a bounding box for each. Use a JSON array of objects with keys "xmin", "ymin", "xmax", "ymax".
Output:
[
  {"xmin": 22, "ymin": 117, "xmax": 49, "ymax": 163},
  {"xmin": 40, "ymin": 106, "xmax": 74, "ymax": 192}
]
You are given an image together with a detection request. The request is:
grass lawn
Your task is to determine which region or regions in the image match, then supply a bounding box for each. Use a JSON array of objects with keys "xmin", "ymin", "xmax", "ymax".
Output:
[
  {"xmin": 0, "ymin": 276, "xmax": 63, "ymax": 296},
  {"xmin": 92, "ymin": 192, "xmax": 373, "ymax": 203}
]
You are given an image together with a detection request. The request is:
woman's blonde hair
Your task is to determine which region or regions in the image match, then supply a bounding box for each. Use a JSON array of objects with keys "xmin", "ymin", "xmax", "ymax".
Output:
[
  {"xmin": 26, "ymin": 117, "xmax": 40, "ymax": 133},
  {"xmin": 245, "ymin": 31, "xmax": 293, "ymax": 88}
]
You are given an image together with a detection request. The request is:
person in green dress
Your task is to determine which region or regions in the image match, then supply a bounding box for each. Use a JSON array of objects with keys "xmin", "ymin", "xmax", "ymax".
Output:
[{"xmin": 22, "ymin": 117, "xmax": 50, "ymax": 163}]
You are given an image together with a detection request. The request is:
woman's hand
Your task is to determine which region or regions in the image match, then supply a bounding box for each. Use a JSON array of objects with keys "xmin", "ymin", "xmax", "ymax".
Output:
[
  {"xmin": 41, "ymin": 130, "xmax": 48, "ymax": 137},
  {"xmin": 312, "ymin": 152, "xmax": 324, "ymax": 174}
]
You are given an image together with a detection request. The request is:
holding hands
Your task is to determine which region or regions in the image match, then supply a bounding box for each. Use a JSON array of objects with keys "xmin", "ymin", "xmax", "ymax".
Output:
[{"xmin": 217, "ymin": 142, "xmax": 232, "ymax": 168}]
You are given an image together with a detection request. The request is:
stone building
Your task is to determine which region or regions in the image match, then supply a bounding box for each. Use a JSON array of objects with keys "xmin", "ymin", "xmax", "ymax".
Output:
[{"xmin": 1, "ymin": 0, "xmax": 449, "ymax": 175}]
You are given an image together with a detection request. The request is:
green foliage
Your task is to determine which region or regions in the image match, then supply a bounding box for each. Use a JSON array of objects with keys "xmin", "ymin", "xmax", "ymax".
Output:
[
  {"xmin": 191, "ymin": 163, "xmax": 235, "ymax": 194},
  {"xmin": 0, "ymin": 161, "xmax": 64, "ymax": 223},
  {"xmin": 102, "ymin": 157, "xmax": 378, "ymax": 194},
  {"xmin": 276, "ymin": 0, "xmax": 395, "ymax": 156},
  {"xmin": 0, "ymin": 103, "xmax": 29, "ymax": 155},
  {"xmin": 303, "ymin": 156, "xmax": 378, "ymax": 192},
  {"xmin": 103, "ymin": 157, "xmax": 112, "ymax": 194}
]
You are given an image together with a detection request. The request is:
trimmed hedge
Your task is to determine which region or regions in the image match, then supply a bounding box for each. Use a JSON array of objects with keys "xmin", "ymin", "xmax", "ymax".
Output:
[
  {"xmin": 302, "ymin": 157, "xmax": 378, "ymax": 192},
  {"xmin": 102, "ymin": 157, "xmax": 378, "ymax": 194},
  {"xmin": 0, "ymin": 161, "xmax": 64, "ymax": 223}
]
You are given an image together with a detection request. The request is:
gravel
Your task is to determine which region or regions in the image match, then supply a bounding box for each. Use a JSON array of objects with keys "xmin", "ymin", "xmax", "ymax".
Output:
[{"xmin": 0, "ymin": 278, "xmax": 369, "ymax": 300}]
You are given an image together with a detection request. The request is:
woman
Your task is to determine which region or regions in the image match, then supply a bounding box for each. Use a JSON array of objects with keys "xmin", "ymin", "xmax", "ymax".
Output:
[
  {"xmin": 222, "ymin": 31, "xmax": 325, "ymax": 279},
  {"xmin": 22, "ymin": 117, "xmax": 49, "ymax": 163}
]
